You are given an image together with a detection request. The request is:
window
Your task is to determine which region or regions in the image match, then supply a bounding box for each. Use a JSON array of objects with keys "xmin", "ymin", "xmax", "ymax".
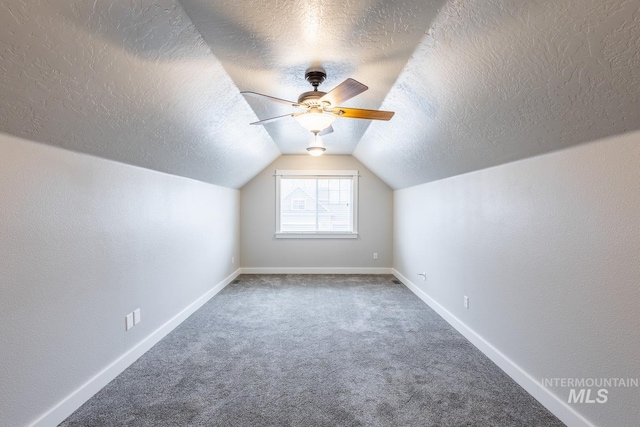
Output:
[
  {"xmin": 275, "ymin": 170, "xmax": 359, "ymax": 238},
  {"xmin": 291, "ymin": 199, "xmax": 306, "ymax": 210}
]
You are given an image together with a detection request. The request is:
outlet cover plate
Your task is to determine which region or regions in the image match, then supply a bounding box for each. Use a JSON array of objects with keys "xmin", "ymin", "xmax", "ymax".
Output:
[{"xmin": 125, "ymin": 313, "xmax": 134, "ymax": 331}]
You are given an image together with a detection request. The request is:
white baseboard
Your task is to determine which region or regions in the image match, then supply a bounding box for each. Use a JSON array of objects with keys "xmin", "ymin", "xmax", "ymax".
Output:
[
  {"xmin": 391, "ymin": 269, "xmax": 594, "ymax": 427},
  {"xmin": 30, "ymin": 269, "xmax": 241, "ymax": 427},
  {"xmin": 240, "ymin": 267, "xmax": 392, "ymax": 275}
]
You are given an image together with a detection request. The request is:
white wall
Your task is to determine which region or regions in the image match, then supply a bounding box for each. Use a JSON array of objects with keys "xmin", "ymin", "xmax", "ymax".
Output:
[
  {"xmin": 0, "ymin": 133, "xmax": 240, "ymax": 426},
  {"xmin": 241, "ymin": 155, "xmax": 392, "ymax": 272},
  {"xmin": 393, "ymin": 131, "xmax": 640, "ymax": 427}
]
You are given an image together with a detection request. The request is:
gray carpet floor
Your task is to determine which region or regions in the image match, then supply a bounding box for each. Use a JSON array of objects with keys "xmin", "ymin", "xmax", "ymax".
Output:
[{"xmin": 60, "ymin": 274, "xmax": 564, "ymax": 426}]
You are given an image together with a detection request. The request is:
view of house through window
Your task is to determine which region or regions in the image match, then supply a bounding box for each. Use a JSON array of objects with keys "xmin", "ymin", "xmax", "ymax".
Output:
[{"xmin": 275, "ymin": 170, "xmax": 359, "ymax": 237}]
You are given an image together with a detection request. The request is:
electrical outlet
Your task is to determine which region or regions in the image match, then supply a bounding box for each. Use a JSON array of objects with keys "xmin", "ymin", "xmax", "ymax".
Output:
[
  {"xmin": 133, "ymin": 308, "xmax": 141, "ymax": 325},
  {"xmin": 373, "ymin": 253, "xmax": 378, "ymax": 260},
  {"xmin": 464, "ymin": 296, "xmax": 470, "ymax": 309},
  {"xmin": 125, "ymin": 313, "xmax": 134, "ymax": 331},
  {"xmin": 231, "ymin": 256, "xmax": 235, "ymax": 264}
]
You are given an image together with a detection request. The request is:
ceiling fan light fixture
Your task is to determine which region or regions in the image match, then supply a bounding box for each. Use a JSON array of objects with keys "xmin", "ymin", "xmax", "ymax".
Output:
[
  {"xmin": 306, "ymin": 145, "xmax": 326, "ymax": 156},
  {"xmin": 295, "ymin": 108, "xmax": 335, "ymax": 133},
  {"xmin": 307, "ymin": 132, "xmax": 326, "ymax": 156},
  {"xmin": 241, "ymin": 70, "xmax": 394, "ymax": 132}
]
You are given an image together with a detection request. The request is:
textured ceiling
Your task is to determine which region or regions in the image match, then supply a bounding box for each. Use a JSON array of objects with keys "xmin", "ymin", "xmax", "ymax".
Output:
[
  {"xmin": 1, "ymin": 0, "xmax": 639, "ymax": 189},
  {"xmin": 0, "ymin": 0, "xmax": 279, "ymax": 189},
  {"xmin": 178, "ymin": 0, "xmax": 444, "ymax": 156},
  {"xmin": 354, "ymin": 0, "xmax": 640, "ymax": 188}
]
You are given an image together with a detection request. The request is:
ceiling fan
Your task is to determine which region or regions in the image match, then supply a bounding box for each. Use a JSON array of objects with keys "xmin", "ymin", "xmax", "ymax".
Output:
[{"xmin": 241, "ymin": 69, "xmax": 395, "ymax": 138}]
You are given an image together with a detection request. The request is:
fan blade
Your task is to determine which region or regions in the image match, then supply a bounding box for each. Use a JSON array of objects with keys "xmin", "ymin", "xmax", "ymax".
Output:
[
  {"xmin": 250, "ymin": 113, "xmax": 296, "ymax": 125},
  {"xmin": 329, "ymin": 107, "xmax": 394, "ymax": 121},
  {"xmin": 318, "ymin": 126, "xmax": 334, "ymax": 136},
  {"xmin": 241, "ymin": 91, "xmax": 298, "ymax": 107},
  {"xmin": 319, "ymin": 78, "xmax": 368, "ymax": 106}
]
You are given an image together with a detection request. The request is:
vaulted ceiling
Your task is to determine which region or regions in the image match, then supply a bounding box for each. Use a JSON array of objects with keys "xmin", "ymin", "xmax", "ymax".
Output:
[{"xmin": 2, "ymin": 0, "xmax": 639, "ymax": 189}]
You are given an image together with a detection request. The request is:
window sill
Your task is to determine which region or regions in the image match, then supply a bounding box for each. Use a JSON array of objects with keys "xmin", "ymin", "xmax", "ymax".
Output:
[{"xmin": 275, "ymin": 232, "xmax": 358, "ymax": 239}]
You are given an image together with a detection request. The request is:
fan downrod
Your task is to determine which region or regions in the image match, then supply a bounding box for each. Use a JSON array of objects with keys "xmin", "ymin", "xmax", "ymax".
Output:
[{"xmin": 305, "ymin": 70, "xmax": 326, "ymax": 91}]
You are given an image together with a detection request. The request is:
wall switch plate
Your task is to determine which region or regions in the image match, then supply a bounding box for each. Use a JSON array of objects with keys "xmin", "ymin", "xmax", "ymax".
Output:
[
  {"xmin": 125, "ymin": 313, "xmax": 134, "ymax": 331},
  {"xmin": 464, "ymin": 296, "xmax": 470, "ymax": 309},
  {"xmin": 373, "ymin": 253, "xmax": 378, "ymax": 260},
  {"xmin": 133, "ymin": 308, "xmax": 141, "ymax": 325}
]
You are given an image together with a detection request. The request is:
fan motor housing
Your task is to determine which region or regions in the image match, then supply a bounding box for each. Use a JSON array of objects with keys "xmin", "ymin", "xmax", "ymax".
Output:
[{"xmin": 298, "ymin": 91, "xmax": 327, "ymax": 105}]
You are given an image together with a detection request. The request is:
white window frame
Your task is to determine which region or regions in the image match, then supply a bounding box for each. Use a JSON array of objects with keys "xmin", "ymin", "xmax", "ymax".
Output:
[{"xmin": 275, "ymin": 170, "xmax": 359, "ymax": 239}]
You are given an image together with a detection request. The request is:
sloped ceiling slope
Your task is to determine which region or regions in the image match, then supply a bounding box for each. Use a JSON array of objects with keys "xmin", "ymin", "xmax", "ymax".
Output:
[
  {"xmin": 0, "ymin": 1, "xmax": 279, "ymax": 189},
  {"xmin": 3, "ymin": 1, "xmax": 639, "ymax": 190},
  {"xmin": 354, "ymin": 0, "xmax": 640, "ymax": 189},
  {"xmin": 178, "ymin": 0, "xmax": 445, "ymax": 156}
]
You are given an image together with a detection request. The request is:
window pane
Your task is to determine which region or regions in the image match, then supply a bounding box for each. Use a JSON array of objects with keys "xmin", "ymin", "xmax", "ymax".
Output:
[
  {"xmin": 291, "ymin": 199, "xmax": 305, "ymax": 210},
  {"xmin": 280, "ymin": 176, "xmax": 353, "ymax": 232}
]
